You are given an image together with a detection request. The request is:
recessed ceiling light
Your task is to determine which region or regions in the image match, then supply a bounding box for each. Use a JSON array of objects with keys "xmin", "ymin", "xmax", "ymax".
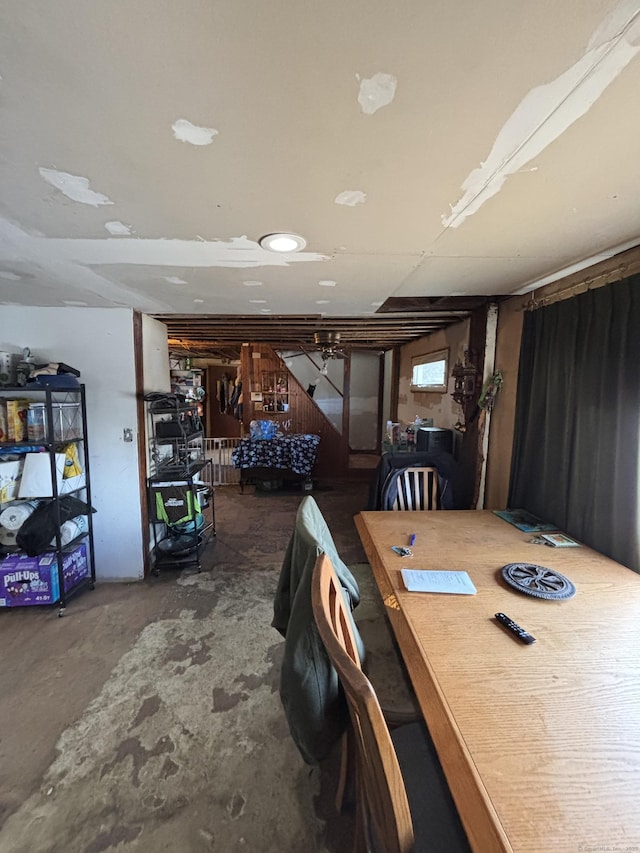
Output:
[{"xmin": 259, "ymin": 233, "xmax": 307, "ymax": 253}]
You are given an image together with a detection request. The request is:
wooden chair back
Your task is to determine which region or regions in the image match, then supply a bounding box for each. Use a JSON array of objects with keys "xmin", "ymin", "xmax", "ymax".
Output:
[
  {"xmin": 312, "ymin": 553, "xmax": 415, "ymax": 853},
  {"xmin": 393, "ymin": 466, "xmax": 438, "ymax": 511}
]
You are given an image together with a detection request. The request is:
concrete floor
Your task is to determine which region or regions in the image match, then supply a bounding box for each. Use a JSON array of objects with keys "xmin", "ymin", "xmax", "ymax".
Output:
[{"xmin": 0, "ymin": 481, "xmax": 369, "ymax": 853}]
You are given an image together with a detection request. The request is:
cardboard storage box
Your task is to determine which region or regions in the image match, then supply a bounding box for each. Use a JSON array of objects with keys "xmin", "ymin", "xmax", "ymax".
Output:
[{"xmin": 0, "ymin": 543, "xmax": 88, "ymax": 607}]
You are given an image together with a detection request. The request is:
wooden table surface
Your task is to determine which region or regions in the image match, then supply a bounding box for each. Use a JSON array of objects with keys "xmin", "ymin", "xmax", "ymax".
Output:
[{"xmin": 355, "ymin": 510, "xmax": 640, "ymax": 853}]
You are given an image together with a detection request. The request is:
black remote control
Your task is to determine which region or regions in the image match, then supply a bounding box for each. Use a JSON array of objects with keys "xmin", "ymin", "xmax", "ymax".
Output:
[{"xmin": 494, "ymin": 612, "xmax": 536, "ymax": 644}]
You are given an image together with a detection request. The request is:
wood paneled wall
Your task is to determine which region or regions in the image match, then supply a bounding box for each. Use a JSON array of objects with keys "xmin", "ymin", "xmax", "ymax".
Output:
[{"xmin": 241, "ymin": 343, "xmax": 348, "ymax": 477}]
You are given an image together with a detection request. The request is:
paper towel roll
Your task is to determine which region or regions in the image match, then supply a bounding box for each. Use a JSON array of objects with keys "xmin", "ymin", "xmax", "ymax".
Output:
[
  {"xmin": 53, "ymin": 515, "xmax": 89, "ymax": 547},
  {"xmin": 0, "ymin": 501, "xmax": 37, "ymax": 531},
  {"xmin": 0, "ymin": 526, "xmax": 18, "ymax": 547}
]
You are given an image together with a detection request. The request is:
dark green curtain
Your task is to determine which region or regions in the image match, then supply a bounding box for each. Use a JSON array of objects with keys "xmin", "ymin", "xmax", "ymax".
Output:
[{"xmin": 509, "ymin": 277, "xmax": 640, "ymax": 573}]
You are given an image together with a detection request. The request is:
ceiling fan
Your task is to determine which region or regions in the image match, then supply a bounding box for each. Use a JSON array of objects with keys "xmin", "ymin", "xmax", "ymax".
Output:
[
  {"xmin": 278, "ymin": 330, "xmax": 348, "ymax": 366},
  {"xmin": 313, "ymin": 331, "xmax": 347, "ymax": 361}
]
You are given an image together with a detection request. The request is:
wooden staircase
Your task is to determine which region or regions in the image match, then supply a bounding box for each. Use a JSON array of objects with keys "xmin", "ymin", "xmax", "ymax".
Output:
[{"xmin": 240, "ymin": 344, "xmax": 349, "ymax": 478}]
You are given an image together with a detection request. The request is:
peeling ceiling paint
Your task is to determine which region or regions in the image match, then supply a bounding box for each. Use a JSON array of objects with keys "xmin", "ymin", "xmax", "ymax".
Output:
[
  {"xmin": 39, "ymin": 168, "xmax": 114, "ymax": 207},
  {"xmin": 52, "ymin": 234, "xmax": 329, "ymax": 268},
  {"xmin": 335, "ymin": 190, "xmax": 367, "ymax": 206},
  {"xmin": 171, "ymin": 119, "xmax": 219, "ymax": 146},
  {"xmin": 357, "ymin": 72, "xmax": 398, "ymax": 115},
  {"xmin": 442, "ymin": 0, "xmax": 640, "ymax": 228},
  {"xmin": 1, "ymin": 3, "xmax": 640, "ymax": 319},
  {"xmin": 0, "ymin": 221, "xmax": 328, "ymax": 270},
  {"xmin": 105, "ymin": 221, "xmax": 133, "ymax": 236},
  {"xmin": 0, "ymin": 218, "xmax": 331, "ymax": 311}
]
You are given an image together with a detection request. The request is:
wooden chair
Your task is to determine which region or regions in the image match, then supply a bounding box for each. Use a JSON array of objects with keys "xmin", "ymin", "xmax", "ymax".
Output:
[
  {"xmin": 273, "ymin": 495, "xmax": 419, "ymax": 814},
  {"xmin": 391, "ymin": 466, "xmax": 439, "ymax": 511},
  {"xmin": 312, "ymin": 553, "xmax": 471, "ymax": 853}
]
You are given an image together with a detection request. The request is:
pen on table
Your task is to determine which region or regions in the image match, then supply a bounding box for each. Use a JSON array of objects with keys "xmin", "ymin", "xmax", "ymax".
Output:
[{"xmin": 409, "ymin": 533, "xmax": 416, "ymax": 546}]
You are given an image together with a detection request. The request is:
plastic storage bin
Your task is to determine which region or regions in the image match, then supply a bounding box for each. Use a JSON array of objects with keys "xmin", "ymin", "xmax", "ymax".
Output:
[{"xmin": 27, "ymin": 402, "xmax": 81, "ymax": 442}]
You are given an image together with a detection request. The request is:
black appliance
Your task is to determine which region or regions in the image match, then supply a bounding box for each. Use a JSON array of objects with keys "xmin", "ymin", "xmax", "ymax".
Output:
[{"xmin": 416, "ymin": 426, "xmax": 453, "ymax": 454}]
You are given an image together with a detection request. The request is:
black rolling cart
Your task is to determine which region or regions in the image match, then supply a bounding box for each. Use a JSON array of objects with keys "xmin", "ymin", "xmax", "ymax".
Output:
[{"xmin": 145, "ymin": 393, "xmax": 215, "ymax": 575}]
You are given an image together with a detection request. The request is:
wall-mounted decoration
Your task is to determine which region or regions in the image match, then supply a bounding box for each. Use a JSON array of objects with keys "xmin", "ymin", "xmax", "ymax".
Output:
[
  {"xmin": 451, "ymin": 350, "xmax": 481, "ymax": 432},
  {"xmin": 451, "ymin": 350, "xmax": 479, "ymax": 405}
]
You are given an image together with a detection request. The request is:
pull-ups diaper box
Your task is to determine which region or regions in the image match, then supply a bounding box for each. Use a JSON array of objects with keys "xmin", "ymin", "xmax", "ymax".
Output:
[{"xmin": 0, "ymin": 543, "xmax": 88, "ymax": 607}]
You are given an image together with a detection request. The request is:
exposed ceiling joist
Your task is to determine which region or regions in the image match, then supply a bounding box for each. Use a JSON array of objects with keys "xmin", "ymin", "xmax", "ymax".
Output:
[{"xmin": 155, "ymin": 299, "xmax": 490, "ymax": 360}]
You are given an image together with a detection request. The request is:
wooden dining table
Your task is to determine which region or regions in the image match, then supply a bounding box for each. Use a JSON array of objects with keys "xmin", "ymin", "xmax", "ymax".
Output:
[{"xmin": 355, "ymin": 510, "xmax": 640, "ymax": 853}]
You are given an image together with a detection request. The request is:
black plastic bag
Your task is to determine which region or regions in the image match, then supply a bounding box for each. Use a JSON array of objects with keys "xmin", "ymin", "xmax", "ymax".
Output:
[{"xmin": 16, "ymin": 496, "xmax": 96, "ymax": 556}]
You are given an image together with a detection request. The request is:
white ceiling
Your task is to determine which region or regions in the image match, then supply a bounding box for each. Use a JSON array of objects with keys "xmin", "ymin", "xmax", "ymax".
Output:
[{"xmin": 1, "ymin": 0, "xmax": 640, "ymax": 319}]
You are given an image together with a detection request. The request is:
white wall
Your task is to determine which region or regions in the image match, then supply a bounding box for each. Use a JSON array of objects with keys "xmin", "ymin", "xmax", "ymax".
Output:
[
  {"xmin": 142, "ymin": 316, "xmax": 171, "ymax": 394},
  {"xmin": 348, "ymin": 351, "xmax": 380, "ymax": 450},
  {"xmin": 141, "ymin": 315, "xmax": 171, "ymax": 474},
  {"xmin": 0, "ymin": 307, "xmax": 144, "ymax": 581}
]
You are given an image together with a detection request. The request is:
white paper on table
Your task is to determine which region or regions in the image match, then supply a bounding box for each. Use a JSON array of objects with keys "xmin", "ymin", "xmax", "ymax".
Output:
[
  {"xmin": 401, "ymin": 569, "xmax": 477, "ymax": 595},
  {"xmin": 18, "ymin": 453, "xmax": 65, "ymax": 498}
]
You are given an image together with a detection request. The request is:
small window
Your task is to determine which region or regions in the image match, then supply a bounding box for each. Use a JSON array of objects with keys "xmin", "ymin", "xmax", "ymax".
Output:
[{"xmin": 410, "ymin": 349, "xmax": 448, "ymax": 392}]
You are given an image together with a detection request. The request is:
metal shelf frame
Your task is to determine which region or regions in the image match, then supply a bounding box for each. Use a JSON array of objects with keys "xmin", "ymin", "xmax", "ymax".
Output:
[{"xmin": 0, "ymin": 384, "xmax": 96, "ymax": 615}]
